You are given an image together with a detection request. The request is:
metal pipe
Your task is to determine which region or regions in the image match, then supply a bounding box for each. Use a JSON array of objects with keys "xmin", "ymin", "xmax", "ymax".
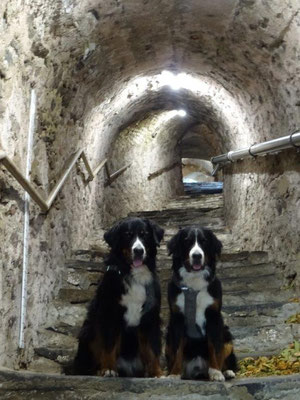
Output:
[
  {"xmin": 19, "ymin": 89, "xmax": 37, "ymax": 349},
  {"xmin": 211, "ymin": 131, "xmax": 300, "ymax": 166}
]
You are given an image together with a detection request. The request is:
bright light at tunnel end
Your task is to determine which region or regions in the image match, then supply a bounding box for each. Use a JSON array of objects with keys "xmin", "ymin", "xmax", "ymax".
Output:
[
  {"xmin": 160, "ymin": 70, "xmax": 190, "ymax": 91},
  {"xmin": 168, "ymin": 109, "xmax": 187, "ymax": 119}
]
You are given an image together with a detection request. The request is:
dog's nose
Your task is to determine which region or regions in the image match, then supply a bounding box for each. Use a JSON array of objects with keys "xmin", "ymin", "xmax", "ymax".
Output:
[
  {"xmin": 133, "ymin": 247, "xmax": 144, "ymax": 258},
  {"xmin": 192, "ymin": 252, "xmax": 202, "ymax": 262}
]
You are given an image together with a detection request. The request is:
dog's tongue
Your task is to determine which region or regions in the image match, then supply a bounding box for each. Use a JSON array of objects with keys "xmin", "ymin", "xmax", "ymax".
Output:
[
  {"xmin": 132, "ymin": 259, "xmax": 143, "ymax": 268},
  {"xmin": 192, "ymin": 264, "xmax": 202, "ymax": 271}
]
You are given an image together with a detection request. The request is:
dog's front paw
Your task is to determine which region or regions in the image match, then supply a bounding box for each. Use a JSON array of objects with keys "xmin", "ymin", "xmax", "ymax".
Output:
[
  {"xmin": 208, "ymin": 368, "xmax": 225, "ymax": 382},
  {"xmin": 101, "ymin": 369, "xmax": 118, "ymax": 377},
  {"xmin": 223, "ymin": 369, "xmax": 236, "ymax": 379},
  {"xmin": 168, "ymin": 374, "xmax": 181, "ymax": 379}
]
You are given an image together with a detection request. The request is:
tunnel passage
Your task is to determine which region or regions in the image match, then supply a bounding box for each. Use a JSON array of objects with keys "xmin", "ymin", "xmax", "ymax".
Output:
[
  {"xmin": 0, "ymin": 0, "xmax": 299, "ymax": 371},
  {"xmin": 91, "ymin": 70, "xmax": 251, "ymax": 225}
]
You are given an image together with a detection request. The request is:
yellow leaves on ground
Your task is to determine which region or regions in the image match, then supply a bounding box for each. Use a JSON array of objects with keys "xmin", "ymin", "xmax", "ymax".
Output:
[
  {"xmin": 238, "ymin": 342, "xmax": 300, "ymax": 378},
  {"xmin": 285, "ymin": 313, "xmax": 300, "ymax": 324},
  {"xmin": 288, "ymin": 297, "xmax": 300, "ymax": 303}
]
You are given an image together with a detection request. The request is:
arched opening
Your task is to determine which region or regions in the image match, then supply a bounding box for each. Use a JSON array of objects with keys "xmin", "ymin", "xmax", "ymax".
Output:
[{"xmin": 0, "ymin": 0, "xmax": 299, "ymax": 379}]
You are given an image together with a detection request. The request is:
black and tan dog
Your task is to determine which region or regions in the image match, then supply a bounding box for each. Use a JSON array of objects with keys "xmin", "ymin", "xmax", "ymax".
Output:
[
  {"xmin": 165, "ymin": 226, "xmax": 237, "ymax": 381},
  {"xmin": 73, "ymin": 217, "xmax": 164, "ymax": 377}
]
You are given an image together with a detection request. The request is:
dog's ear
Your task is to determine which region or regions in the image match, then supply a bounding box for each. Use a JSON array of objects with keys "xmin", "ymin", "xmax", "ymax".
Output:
[
  {"xmin": 167, "ymin": 229, "xmax": 182, "ymax": 257},
  {"xmin": 146, "ymin": 220, "xmax": 164, "ymax": 247},
  {"xmin": 205, "ymin": 229, "xmax": 222, "ymax": 257},
  {"xmin": 104, "ymin": 221, "xmax": 121, "ymax": 248}
]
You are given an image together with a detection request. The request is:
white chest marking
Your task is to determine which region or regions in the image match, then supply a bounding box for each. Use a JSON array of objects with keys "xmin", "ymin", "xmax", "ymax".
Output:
[
  {"xmin": 176, "ymin": 267, "xmax": 214, "ymax": 335},
  {"xmin": 120, "ymin": 266, "xmax": 152, "ymax": 327}
]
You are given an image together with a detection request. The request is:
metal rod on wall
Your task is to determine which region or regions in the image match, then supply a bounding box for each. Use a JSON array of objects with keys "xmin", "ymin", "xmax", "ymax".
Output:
[
  {"xmin": 19, "ymin": 88, "xmax": 36, "ymax": 349},
  {"xmin": 211, "ymin": 131, "xmax": 300, "ymax": 169}
]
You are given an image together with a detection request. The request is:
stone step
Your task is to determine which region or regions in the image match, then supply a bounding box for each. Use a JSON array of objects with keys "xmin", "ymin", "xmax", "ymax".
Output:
[
  {"xmin": 34, "ymin": 320, "xmax": 298, "ymax": 371},
  {"xmin": 223, "ymin": 288, "xmax": 295, "ymax": 307},
  {"xmin": 34, "ymin": 346, "xmax": 75, "ymax": 368},
  {"xmin": 222, "ymin": 300, "xmax": 298, "ymax": 315},
  {"xmin": 58, "ymin": 276, "xmax": 289, "ymax": 306},
  {"xmin": 131, "ymin": 208, "xmax": 224, "ymax": 219},
  {"xmin": 27, "ymin": 355, "xmax": 63, "ymax": 374},
  {"xmin": 223, "ymin": 302, "xmax": 300, "ymax": 327},
  {"xmin": 156, "ymin": 250, "xmax": 268, "ymax": 263},
  {"xmin": 64, "ymin": 269, "xmax": 103, "ymax": 291},
  {"xmin": 46, "ymin": 301, "xmax": 87, "ymax": 329},
  {"xmin": 65, "ymin": 249, "xmax": 269, "ymax": 270},
  {"xmin": 1, "ymin": 369, "xmax": 299, "ymax": 400},
  {"xmin": 58, "ymin": 287, "xmax": 96, "ymax": 304},
  {"xmin": 46, "ymin": 300, "xmax": 298, "ymax": 339},
  {"xmin": 216, "ymin": 263, "xmax": 276, "ymax": 278},
  {"xmin": 231, "ymin": 322, "xmax": 299, "ymax": 343},
  {"xmin": 84, "ymin": 229, "xmax": 233, "ymax": 258},
  {"xmin": 63, "ymin": 262, "xmax": 282, "ymax": 293},
  {"xmin": 48, "ymin": 293, "xmax": 297, "ymax": 331},
  {"xmin": 36, "ymin": 329, "xmax": 77, "ymax": 349},
  {"xmin": 156, "ymin": 266, "xmax": 271, "ymax": 281},
  {"xmin": 65, "ymin": 259, "xmax": 106, "ymax": 272},
  {"xmin": 130, "ymin": 209, "xmax": 226, "ymax": 229},
  {"xmin": 137, "ymin": 218, "xmax": 226, "ymax": 231},
  {"xmin": 160, "ymin": 298, "xmax": 298, "ymax": 319},
  {"xmin": 37, "ymin": 294, "xmax": 298, "ymax": 372},
  {"xmin": 29, "ymin": 191, "xmax": 299, "ymax": 381},
  {"xmin": 132, "ymin": 194, "xmax": 224, "ymax": 213},
  {"xmin": 233, "ymin": 323, "xmax": 299, "ymax": 355}
]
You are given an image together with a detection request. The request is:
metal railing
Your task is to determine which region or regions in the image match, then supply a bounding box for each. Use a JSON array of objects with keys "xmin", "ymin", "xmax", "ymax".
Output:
[
  {"xmin": 211, "ymin": 130, "xmax": 300, "ymax": 174},
  {"xmin": 0, "ymin": 149, "xmax": 130, "ymax": 212}
]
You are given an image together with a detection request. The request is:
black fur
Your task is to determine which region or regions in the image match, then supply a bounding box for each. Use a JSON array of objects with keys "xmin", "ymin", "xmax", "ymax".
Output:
[
  {"xmin": 72, "ymin": 217, "xmax": 164, "ymax": 377},
  {"xmin": 166, "ymin": 226, "xmax": 237, "ymax": 380}
]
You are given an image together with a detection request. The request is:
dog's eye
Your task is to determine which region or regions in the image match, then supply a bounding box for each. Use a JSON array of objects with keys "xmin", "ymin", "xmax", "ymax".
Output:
[
  {"xmin": 125, "ymin": 231, "xmax": 132, "ymax": 238},
  {"xmin": 139, "ymin": 230, "xmax": 148, "ymax": 237}
]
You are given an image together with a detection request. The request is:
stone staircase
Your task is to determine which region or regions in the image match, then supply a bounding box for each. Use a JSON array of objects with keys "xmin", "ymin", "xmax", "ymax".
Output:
[
  {"xmin": 1, "ymin": 192, "xmax": 299, "ymax": 398},
  {"xmin": 30, "ymin": 193, "xmax": 299, "ymax": 371}
]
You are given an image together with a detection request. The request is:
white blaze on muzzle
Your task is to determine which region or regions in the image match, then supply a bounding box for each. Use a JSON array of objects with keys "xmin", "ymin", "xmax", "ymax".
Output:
[
  {"xmin": 189, "ymin": 238, "xmax": 205, "ymax": 270},
  {"xmin": 131, "ymin": 236, "xmax": 146, "ymax": 268}
]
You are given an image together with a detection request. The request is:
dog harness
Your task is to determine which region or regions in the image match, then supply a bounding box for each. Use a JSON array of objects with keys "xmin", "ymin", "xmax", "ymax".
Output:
[
  {"xmin": 142, "ymin": 283, "xmax": 157, "ymax": 314},
  {"xmin": 174, "ymin": 276, "xmax": 204, "ymax": 339}
]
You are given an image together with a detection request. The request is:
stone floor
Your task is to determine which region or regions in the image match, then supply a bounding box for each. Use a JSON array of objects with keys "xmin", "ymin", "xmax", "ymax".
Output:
[{"xmin": 0, "ymin": 369, "xmax": 300, "ymax": 400}]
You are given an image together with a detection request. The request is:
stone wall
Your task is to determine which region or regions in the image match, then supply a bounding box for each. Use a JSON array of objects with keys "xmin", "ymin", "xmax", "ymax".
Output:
[
  {"xmin": 0, "ymin": 0, "xmax": 104, "ymax": 368},
  {"xmin": 224, "ymin": 149, "xmax": 300, "ymax": 287}
]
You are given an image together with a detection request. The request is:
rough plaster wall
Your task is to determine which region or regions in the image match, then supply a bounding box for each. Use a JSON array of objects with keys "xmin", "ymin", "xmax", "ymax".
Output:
[
  {"xmin": 224, "ymin": 150, "xmax": 300, "ymax": 286},
  {"xmin": 103, "ymin": 112, "xmax": 184, "ymax": 226},
  {"xmin": 0, "ymin": 0, "xmax": 104, "ymax": 368}
]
